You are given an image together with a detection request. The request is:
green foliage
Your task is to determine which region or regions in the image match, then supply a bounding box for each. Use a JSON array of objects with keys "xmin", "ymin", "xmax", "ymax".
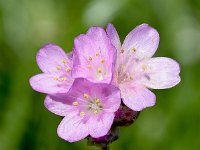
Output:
[{"xmin": 0, "ymin": 0, "xmax": 200, "ymax": 149}]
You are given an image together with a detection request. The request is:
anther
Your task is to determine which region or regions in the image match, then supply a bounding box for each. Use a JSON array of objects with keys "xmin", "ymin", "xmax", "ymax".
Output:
[
  {"xmin": 56, "ymin": 65, "xmax": 61, "ymax": 70},
  {"xmin": 100, "ymin": 58, "xmax": 105, "ymax": 63},
  {"xmin": 62, "ymin": 59, "xmax": 67, "ymax": 64},
  {"xmin": 72, "ymin": 101, "xmax": 78, "ymax": 106},
  {"xmin": 87, "ymin": 65, "xmax": 92, "ymax": 69},
  {"xmin": 80, "ymin": 112, "xmax": 85, "ymax": 117},
  {"xmin": 83, "ymin": 93, "xmax": 89, "ymax": 99},
  {"xmin": 53, "ymin": 76, "xmax": 59, "ymax": 80},
  {"xmin": 121, "ymin": 49, "xmax": 124, "ymax": 53},
  {"xmin": 129, "ymin": 76, "xmax": 134, "ymax": 80},
  {"xmin": 142, "ymin": 64, "xmax": 147, "ymax": 70},
  {"xmin": 98, "ymin": 68, "xmax": 102, "ymax": 74},
  {"xmin": 93, "ymin": 110, "xmax": 98, "ymax": 114},
  {"xmin": 60, "ymin": 77, "xmax": 66, "ymax": 81},
  {"xmin": 88, "ymin": 56, "xmax": 93, "ymax": 61},
  {"xmin": 95, "ymin": 52, "xmax": 100, "ymax": 56},
  {"xmin": 66, "ymin": 68, "xmax": 71, "ymax": 72},
  {"xmin": 132, "ymin": 48, "xmax": 136, "ymax": 52},
  {"xmin": 96, "ymin": 98, "xmax": 100, "ymax": 103}
]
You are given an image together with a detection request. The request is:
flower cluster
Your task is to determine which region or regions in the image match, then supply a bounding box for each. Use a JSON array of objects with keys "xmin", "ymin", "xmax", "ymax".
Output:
[{"xmin": 30, "ymin": 23, "xmax": 180, "ymax": 143}]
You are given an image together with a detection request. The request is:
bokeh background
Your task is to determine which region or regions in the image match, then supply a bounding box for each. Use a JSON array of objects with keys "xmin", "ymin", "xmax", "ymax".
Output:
[{"xmin": 0, "ymin": 0, "xmax": 200, "ymax": 149}]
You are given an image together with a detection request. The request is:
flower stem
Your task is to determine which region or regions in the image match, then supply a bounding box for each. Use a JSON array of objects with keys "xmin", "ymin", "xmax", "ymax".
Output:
[{"xmin": 101, "ymin": 145, "xmax": 109, "ymax": 150}]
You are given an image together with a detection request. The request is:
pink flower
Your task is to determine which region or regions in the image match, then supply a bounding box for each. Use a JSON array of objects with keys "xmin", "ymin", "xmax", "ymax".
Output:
[
  {"xmin": 72, "ymin": 27, "xmax": 116, "ymax": 84},
  {"xmin": 44, "ymin": 78, "xmax": 121, "ymax": 142},
  {"xmin": 106, "ymin": 23, "xmax": 181, "ymax": 111},
  {"xmin": 29, "ymin": 44, "xmax": 74, "ymax": 95}
]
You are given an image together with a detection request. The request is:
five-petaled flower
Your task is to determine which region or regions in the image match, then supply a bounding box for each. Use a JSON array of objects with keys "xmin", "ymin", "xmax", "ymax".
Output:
[
  {"xmin": 45, "ymin": 78, "xmax": 120, "ymax": 142},
  {"xmin": 106, "ymin": 23, "xmax": 181, "ymax": 111},
  {"xmin": 30, "ymin": 44, "xmax": 74, "ymax": 95}
]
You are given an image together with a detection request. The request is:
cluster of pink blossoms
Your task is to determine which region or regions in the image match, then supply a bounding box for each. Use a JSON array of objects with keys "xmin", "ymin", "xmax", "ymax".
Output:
[{"xmin": 30, "ymin": 23, "xmax": 180, "ymax": 142}]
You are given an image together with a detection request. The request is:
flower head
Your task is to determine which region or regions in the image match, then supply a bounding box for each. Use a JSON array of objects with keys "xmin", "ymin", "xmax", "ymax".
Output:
[
  {"xmin": 106, "ymin": 23, "xmax": 181, "ymax": 111},
  {"xmin": 72, "ymin": 27, "xmax": 116, "ymax": 84},
  {"xmin": 29, "ymin": 44, "xmax": 74, "ymax": 95},
  {"xmin": 44, "ymin": 78, "xmax": 121, "ymax": 142}
]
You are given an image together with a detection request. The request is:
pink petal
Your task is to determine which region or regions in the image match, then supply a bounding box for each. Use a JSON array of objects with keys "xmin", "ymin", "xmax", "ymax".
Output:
[
  {"xmin": 72, "ymin": 27, "xmax": 116, "ymax": 84},
  {"xmin": 140, "ymin": 57, "xmax": 181, "ymax": 89},
  {"xmin": 106, "ymin": 23, "xmax": 121, "ymax": 50},
  {"xmin": 29, "ymin": 73, "xmax": 73, "ymax": 95},
  {"xmin": 88, "ymin": 113, "xmax": 114, "ymax": 138},
  {"xmin": 122, "ymin": 24, "xmax": 159, "ymax": 60},
  {"xmin": 57, "ymin": 113, "xmax": 89, "ymax": 142},
  {"xmin": 36, "ymin": 43, "xmax": 71, "ymax": 73},
  {"xmin": 120, "ymin": 84, "xmax": 156, "ymax": 111},
  {"xmin": 44, "ymin": 96, "xmax": 75, "ymax": 116}
]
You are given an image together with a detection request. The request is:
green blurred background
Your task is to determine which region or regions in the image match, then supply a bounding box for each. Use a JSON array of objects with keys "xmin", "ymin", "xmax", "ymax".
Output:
[{"xmin": 0, "ymin": 0, "xmax": 200, "ymax": 149}]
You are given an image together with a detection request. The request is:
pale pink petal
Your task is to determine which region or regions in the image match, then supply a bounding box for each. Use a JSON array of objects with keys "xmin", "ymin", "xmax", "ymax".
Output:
[
  {"xmin": 122, "ymin": 24, "xmax": 159, "ymax": 60},
  {"xmin": 106, "ymin": 23, "xmax": 121, "ymax": 50},
  {"xmin": 72, "ymin": 27, "xmax": 116, "ymax": 84},
  {"xmin": 29, "ymin": 73, "xmax": 73, "ymax": 95},
  {"xmin": 36, "ymin": 43, "xmax": 71, "ymax": 73},
  {"xmin": 57, "ymin": 113, "xmax": 89, "ymax": 142},
  {"xmin": 140, "ymin": 57, "xmax": 181, "ymax": 89},
  {"xmin": 44, "ymin": 96, "xmax": 75, "ymax": 116},
  {"xmin": 88, "ymin": 113, "xmax": 114, "ymax": 138},
  {"xmin": 120, "ymin": 84, "xmax": 156, "ymax": 111}
]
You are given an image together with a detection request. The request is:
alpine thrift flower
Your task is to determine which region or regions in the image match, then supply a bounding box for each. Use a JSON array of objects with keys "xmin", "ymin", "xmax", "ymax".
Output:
[
  {"xmin": 30, "ymin": 44, "xmax": 74, "ymax": 95},
  {"xmin": 72, "ymin": 27, "xmax": 116, "ymax": 84},
  {"xmin": 106, "ymin": 23, "xmax": 181, "ymax": 111},
  {"xmin": 44, "ymin": 78, "xmax": 121, "ymax": 142}
]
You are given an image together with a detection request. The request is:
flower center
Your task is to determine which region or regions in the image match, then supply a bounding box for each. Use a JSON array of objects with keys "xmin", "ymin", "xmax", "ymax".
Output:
[{"xmin": 88, "ymin": 98, "xmax": 103, "ymax": 115}]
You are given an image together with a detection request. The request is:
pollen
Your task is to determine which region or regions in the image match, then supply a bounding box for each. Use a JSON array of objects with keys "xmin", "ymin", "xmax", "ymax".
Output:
[
  {"xmin": 80, "ymin": 111, "xmax": 85, "ymax": 117},
  {"xmin": 93, "ymin": 110, "xmax": 98, "ymax": 114},
  {"xmin": 121, "ymin": 49, "xmax": 124, "ymax": 53},
  {"xmin": 95, "ymin": 98, "xmax": 100, "ymax": 103},
  {"xmin": 142, "ymin": 64, "xmax": 147, "ymax": 70},
  {"xmin": 98, "ymin": 68, "xmax": 102, "ymax": 74},
  {"xmin": 72, "ymin": 101, "xmax": 78, "ymax": 106},
  {"xmin": 132, "ymin": 48, "xmax": 137, "ymax": 52},
  {"xmin": 56, "ymin": 65, "xmax": 61, "ymax": 70},
  {"xmin": 100, "ymin": 58, "xmax": 105, "ymax": 63},
  {"xmin": 88, "ymin": 56, "xmax": 93, "ymax": 61},
  {"xmin": 60, "ymin": 77, "xmax": 66, "ymax": 81},
  {"xmin": 66, "ymin": 68, "xmax": 71, "ymax": 72},
  {"xmin": 83, "ymin": 93, "xmax": 89, "ymax": 99},
  {"xmin": 95, "ymin": 52, "xmax": 100, "ymax": 56},
  {"xmin": 62, "ymin": 59, "xmax": 67, "ymax": 64},
  {"xmin": 53, "ymin": 76, "xmax": 59, "ymax": 80},
  {"xmin": 87, "ymin": 65, "xmax": 92, "ymax": 69},
  {"xmin": 129, "ymin": 76, "xmax": 134, "ymax": 80}
]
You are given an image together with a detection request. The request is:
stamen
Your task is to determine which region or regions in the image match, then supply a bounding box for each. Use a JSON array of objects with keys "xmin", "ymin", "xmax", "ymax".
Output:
[
  {"xmin": 130, "ymin": 76, "xmax": 134, "ymax": 80},
  {"xmin": 72, "ymin": 101, "xmax": 79, "ymax": 106},
  {"xmin": 62, "ymin": 59, "xmax": 67, "ymax": 64},
  {"xmin": 83, "ymin": 93, "xmax": 89, "ymax": 99},
  {"xmin": 87, "ymin": 65, "xmax": 92, "ymax": 69},
  {"xmin": 142, "ymin": 64, "xmax": 147, "ymax": 70},
  {"xmin": 98, "ymin": 68, "xmax": 102, "ymax": 74},
  {"xmin": 88, "ymin": 56, "xmax": 93, "ymax": 61},
  {"xmin": 66, "ymin": 68, "xmax": 71, "ymax": 72},
  {"xmin": 100, "ymin": 58, "xmax": 105, "ymax": 63},
  {"xmin": 53, "ymin": 76, "xmax": 59, "ymax": 80},
  {"xmin": 80, "ymin": 112, "xmax": 85, "ymax": 117},
  {"xmin": 95, "ymin": 98, "xmax": 100, "ymax": 103},
  {"xmin": 93, "ymin": 110, "xmax": 98, "ymax": 114},
  {"xmin": 95, "ymin": 52, "xmax": 100, "ymax": 56},
  {"xmin": 132, "ymin": 48, "xmax": 136, "ymax": 52},
  {"xmin": 121, "ymin": 49, "xmax": 124, "ymax": 53},
  {"xmin": 56, "ymin": 65, "xmax": 61, "ymax": 70},
  {"xmin": 60, "ymin": 77, "xmax": 66, "ymax": 81}
]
